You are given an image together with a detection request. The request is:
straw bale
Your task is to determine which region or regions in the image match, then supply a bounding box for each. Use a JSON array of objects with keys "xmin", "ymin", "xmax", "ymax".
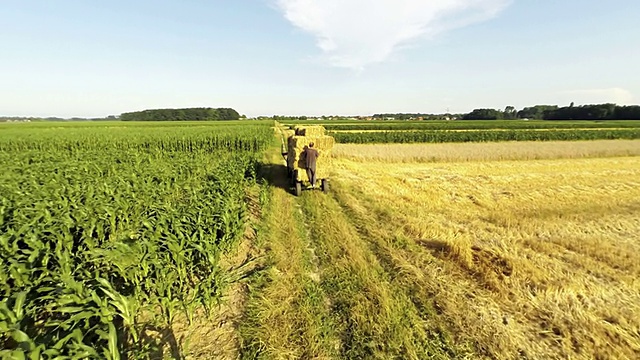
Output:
[
  {"xmin": 288, "ymin": 135, "xmax": 335, "ymax": 150},
  {"xmin": 287, "ymin": 135, "xmax": 334, "ymax": 181},
  {"xmin": 294, "ymin": 126, "xmax": 326, "ymax": 137}
]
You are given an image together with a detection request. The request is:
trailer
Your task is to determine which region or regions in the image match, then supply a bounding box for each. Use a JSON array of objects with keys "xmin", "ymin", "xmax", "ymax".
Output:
[{"xmin": 281, "ymin": 126, "xmax": 334, "ymax": 196}]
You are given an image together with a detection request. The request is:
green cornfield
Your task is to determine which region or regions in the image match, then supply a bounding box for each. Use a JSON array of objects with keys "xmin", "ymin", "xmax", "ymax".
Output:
[{"xmin": 0, "ymin": 122, "xmax": 272, "ymax": 358}]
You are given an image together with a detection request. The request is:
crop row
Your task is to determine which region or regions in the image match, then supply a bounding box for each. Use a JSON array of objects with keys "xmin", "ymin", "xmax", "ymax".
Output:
[
  {"xmin": 0, "ymin": 124, "xmax": 270, "ymax": 358},
  {"xmin": 0, "ymin": 124, "xmax": 273, "ymax": 153},
  {"xmin": 331, "ymin": 129, "xmax": 640, "ymax": 144},
  {"xmin": 0, "ymin": 120, "xmax": 271, "ymax": 129}
]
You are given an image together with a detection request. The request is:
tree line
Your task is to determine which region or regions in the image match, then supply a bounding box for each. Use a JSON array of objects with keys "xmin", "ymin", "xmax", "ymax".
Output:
[
  {"xmin": 463, "ymin": 104, "xmax": 640, "ymax": 120},
  {"xmin": 119, "ymin": 108, "xmax": 240, "ymax": 121},
  {"xmin": 372, "ymin": 113, "xmax": 461, "ymax": 120}
]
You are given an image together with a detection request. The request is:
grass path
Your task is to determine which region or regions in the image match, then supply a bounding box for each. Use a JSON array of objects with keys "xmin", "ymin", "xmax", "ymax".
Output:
[
  {"xmin": 240, "ymin": 151, "xmax": 340, "ymax": 359},
  {"xmin": 239, "ymin": 148, "xmax": 465, "ymax": 359}
]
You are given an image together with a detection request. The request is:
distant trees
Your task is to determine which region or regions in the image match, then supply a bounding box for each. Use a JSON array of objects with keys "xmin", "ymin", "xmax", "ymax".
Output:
[
  {"xmin": 543, "ymin": 103, "xmax": 616, "ymax": 120},
  {"xmin": 614, "ymin": 105, "xmax": 640, "ymax": 120},
  {"xmin": 271, "ymin": 115, "xmax": 306, "ymax": 121},
  {"xmin": 374, "ymin": 113, "xmax": 420, "ymax": 120},
  {"xmin": 372, "ymin": 113, "xmax": 459, "ymax": 120},
  {"xmin": 278, "ymin": 106, "xmax": 639, "ymax": 121},
  {"xmin": 110, "ymin": 104, "xmax": 640, "ymax": 122},
  {"xmin": 215, "ymin": 108, "xmax": 241, "ymax": 120},
  {"xmin": 503, "ymin": 106, "xmax": 517, "ymax": 120},
  {"xmin": 460, "ymin": 104, "xmax": 640, "ymax": 121},
  {"xmin": 463, "ymin": 109, "xmax": 503, "ymax": 120},
  {"xmin": 120, "ymin": 108, "xmax": 240, "ymax": 121},
  {"xmin": 516, "ymin": 105, "xmax": 559, "ymax": 120}
]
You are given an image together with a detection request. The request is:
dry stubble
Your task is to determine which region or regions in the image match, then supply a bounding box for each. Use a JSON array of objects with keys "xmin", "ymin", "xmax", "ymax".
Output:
[
  {"xmin": 333, "ymin": 140, "xmax": 640, "ymax": 163},
  {"xmin": 330, "ymin": 153, "xmax": 640, "ymax": 359}
]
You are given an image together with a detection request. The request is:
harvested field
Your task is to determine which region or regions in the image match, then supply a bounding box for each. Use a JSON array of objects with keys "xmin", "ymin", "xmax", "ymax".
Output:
[
  {"xmin": 333, "ymin": 140, "xmax": 640, "ymax": 162},
  {"xmin": 242, "ymin": 132, "xmax": 640, "ymax": 359},
  {"xmin": 324, "ymin": 156, "xmax": 640, "ymax": 359}
]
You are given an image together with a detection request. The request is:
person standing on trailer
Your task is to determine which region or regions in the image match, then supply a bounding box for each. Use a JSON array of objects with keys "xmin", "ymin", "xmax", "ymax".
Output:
[{"xmin": 303, "ymin": 142, "xmax": 319, "ymax": 188}]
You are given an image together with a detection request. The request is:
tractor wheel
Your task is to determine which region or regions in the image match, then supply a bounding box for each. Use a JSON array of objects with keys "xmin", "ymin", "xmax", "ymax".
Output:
[
  {"xmin": 321, "ymin": 179, "xmax": 329, "ymax": 193},
  {"xmin": 294, "ymin": 181, "xmax": 302, "ymax": 196}
]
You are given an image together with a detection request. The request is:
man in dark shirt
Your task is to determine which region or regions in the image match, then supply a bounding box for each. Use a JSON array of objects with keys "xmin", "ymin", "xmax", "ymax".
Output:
[{"xmin": 303, "ymin": 142, "xmax": 319, "ymax": 188}]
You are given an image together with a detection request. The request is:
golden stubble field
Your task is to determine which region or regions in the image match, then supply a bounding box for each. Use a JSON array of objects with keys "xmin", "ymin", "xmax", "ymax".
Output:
[
  {"xmin": 333, "ymin": 139, "xmax": 640, "ymax": 162},
  {"xmin": 330, "ymin": 142, "xmax": 640, "ymax": 359}
]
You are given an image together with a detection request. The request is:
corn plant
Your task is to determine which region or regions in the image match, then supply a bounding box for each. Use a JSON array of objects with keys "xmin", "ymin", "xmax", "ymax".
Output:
[{"xmin": 0, "ymin": 122, "xmax": 271, "ymax": 358}]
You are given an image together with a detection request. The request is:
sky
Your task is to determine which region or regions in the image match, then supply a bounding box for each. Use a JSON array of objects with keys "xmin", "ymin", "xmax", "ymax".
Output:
[{"xmin": 1, "ymin": 0, "xmax": 639, "ymax": 118}]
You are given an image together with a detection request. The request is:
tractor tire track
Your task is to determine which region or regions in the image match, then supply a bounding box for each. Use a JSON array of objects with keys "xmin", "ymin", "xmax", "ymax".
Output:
[
  {"xmin": 298, "ymin": 188, "xmax": 461, "ymax": 359},
  {"xmin": 239, "ymin": 149, "xmax": 340, "ymax": 359}
]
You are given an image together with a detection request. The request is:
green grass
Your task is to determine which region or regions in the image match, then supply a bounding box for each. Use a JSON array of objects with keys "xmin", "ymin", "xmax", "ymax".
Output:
[{"xmin": 240, "ymin": 151, "xmax": 340, "ymax": 359}]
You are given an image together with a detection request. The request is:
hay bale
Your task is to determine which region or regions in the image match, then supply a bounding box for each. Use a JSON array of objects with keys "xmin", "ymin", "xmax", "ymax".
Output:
[
  {"xmin": 287, "ymin": 134, "xmax": 334, "ymax": 181},
  {"xmin": 279, "ymin": 129, "xmax": 296, "ymax": 153},
  {"xmin": 288, "ymin": 135, "xmax": 335, "ymax": 149},
  {"xmin": 294, "ymin": 126, "xmax": 326, "ymax": 137}
]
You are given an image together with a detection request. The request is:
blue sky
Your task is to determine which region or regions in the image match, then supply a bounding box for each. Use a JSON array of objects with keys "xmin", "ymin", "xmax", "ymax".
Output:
[{"xmin": 1, "ymin": 0, "xmax": 639, "ymax": 118}]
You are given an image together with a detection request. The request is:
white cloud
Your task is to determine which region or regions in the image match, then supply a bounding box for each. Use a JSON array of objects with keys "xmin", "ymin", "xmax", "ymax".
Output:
[
  {"xmin": 561, "ymin": 88, "xmax": 635, "ymax": 105},
  {"xmin": 274, "ymin": 0, "xmax": 512, "ymax": 69}
]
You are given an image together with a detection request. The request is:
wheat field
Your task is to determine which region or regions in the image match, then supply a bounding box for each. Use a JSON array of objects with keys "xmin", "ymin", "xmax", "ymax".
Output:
[
  {"xmin": 238, "ymin": 139, "xmax": 640, "ymax": 359},
  {"xmin": 328, "ymin": 148, "xmax": 640, "ymax": 359},
  {"xmin": 333, "ymin": 140, "xmax": 640, "ymax": 163}
]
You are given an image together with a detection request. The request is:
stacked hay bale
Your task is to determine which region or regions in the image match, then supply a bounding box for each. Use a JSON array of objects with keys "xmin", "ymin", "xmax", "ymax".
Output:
[
  {"xmin": 283, "ymin": 129, "xmax": 296, "ymax": 139},
  {"xmin": 280, "ymin": 129, "xmax": 296, "ymax": 154},
  {"xmin": 287, "ymin": 126, "xmax": 335, "ymax": 182},
  {"xmin": 294, "ymin": 126, "xmax": 325, "ymax": 137}
]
